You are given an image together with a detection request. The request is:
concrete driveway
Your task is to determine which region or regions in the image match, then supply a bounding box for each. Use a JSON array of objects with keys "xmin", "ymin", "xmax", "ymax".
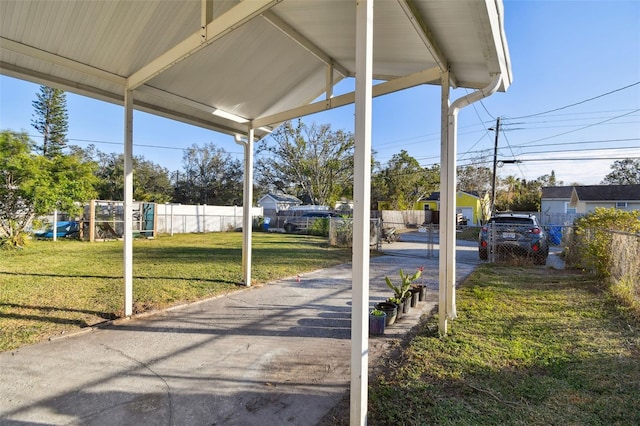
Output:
[{"xmin": 0, "ymin": 231, "xmax": 481, "ymax": 425}]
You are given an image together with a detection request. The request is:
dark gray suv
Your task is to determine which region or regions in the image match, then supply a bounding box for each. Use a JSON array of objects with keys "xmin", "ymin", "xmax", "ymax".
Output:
[
  {"xmin": 479, "ymin": 213, "xmax": 549, "ymax": 264},
  {"xmin": 283, "ymin": 211, "xmax": 340, "ymax": 233}
]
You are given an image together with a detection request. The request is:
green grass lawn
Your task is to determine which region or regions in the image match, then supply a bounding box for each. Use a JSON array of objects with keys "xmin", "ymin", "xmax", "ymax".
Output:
[
  {"xmin": 0, "ymin": 232, "xmax": 351, "ymax": 352},
  {"xmin": 361, "ymin": 264, "xmax": 640, "ymax": 425}
]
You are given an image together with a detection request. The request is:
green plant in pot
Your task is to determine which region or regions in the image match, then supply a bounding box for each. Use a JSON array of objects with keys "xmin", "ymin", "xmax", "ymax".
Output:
[
  {"xmin": 385, "ymin": 268, "xmax": 421, "ymax": 300},
  {"xmin": 387, "ymin": 296, "xmax": 403, "ymax": 319},
  {"xmin": 374, "ymin": 301, "xmax": 398, "ymax": 326},
  {"xmin": 413, "ymin": 265, "xmax": 427, "ymax": 301},
  {"xmin": 369, "ymin": 308, "xmax": 386, "ymax": 335},
  {"xmin": 386, "ymin": 268, "xmax": 422, "ymax": 314}
]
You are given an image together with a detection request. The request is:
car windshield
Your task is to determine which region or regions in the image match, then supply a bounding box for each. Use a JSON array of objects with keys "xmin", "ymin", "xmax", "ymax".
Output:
[{"xmin": 491, "ymin": 217, "xmax": 534, "ymax": 225}]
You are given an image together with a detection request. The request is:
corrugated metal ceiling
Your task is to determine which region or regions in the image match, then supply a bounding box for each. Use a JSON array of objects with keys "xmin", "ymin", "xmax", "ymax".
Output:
[{"xmin": 0, "ymin": 0, "xmax": 512, "ymax": 138}]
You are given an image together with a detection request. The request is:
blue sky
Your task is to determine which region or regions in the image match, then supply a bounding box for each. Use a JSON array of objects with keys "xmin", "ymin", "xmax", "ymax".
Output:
[{"xmin": 1, "ymin": 0, "xmax": 639, "ymax": 186}]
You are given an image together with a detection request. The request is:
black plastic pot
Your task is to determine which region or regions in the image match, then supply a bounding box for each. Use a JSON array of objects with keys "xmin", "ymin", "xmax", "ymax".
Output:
[
  {"xmin": 418, "ymin": 285, "xmax": 427, "ymax": 301},
  {"xmin": 388, "ymin": 300, "xmax": 403, "ymax": 320},
  {"xmin": 402, "ymin": 297, "xmax": 411, "ymax": 313},
  {"xmin": 375, "ymin": 302, "xmax": 398, "ymax": 326},
  {"xmin": 410, "ymin": 288, "xmax": 420, "ymax": 307},
  {"xmin": 369, "ymin": 313, "xmax": 386, "ymax": 335}
]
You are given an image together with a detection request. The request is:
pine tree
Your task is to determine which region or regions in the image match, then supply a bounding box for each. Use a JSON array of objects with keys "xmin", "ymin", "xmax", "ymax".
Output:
[{"xmin": 31, "ymin": 85, "xmax": 69, "ymax": 158}]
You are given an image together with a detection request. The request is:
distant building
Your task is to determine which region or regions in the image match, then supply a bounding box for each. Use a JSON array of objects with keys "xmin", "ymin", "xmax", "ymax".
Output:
[
  {"xmin": 541, "ymin": 186, "xmax": 575, "ymax": 215},
  {"xmin": 541, "ymin": 185, "xmax": 640, "ymax": 224},
  {"xmin": 257, "ymin": 193, "xmax": 302, "ymax": 213},
  {"xmin": 569, "ymin": 184, "xmax": 640, "ymax": 213},
  {"xmin": 378, "ymin": 191, "xmax": 489, "ymax": 225},
  {"xmin": 424, "ymin": 191, "xmax": 490, "ymax": 226}
]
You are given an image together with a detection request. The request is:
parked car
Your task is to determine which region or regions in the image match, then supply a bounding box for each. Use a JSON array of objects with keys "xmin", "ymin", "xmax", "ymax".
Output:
[
  {"xmin": 283, "ymin": 212, "xmax": 341, "ymax": 233},
  {"xmin": 478, "ymin": 213, "xmax": 549, "ymax": 264},
  {"xmin": 35, "ymin": 221, "xmax": 80, "ymax": 239}
]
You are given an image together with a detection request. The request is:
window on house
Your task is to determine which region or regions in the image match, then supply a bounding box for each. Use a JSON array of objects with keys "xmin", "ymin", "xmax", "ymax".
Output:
[
  {"xmin": 564, "ymin": 202, "xmax": 576, "ymax": 214},
  {"xmin": 616, "ymin": 202, "xmax": 628, "ymax": 208}
]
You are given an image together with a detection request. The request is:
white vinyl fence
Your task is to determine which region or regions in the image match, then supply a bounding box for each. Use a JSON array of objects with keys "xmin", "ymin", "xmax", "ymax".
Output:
[{"xmin": 156, "ymin": 204, "xmax": 263, "ymax": 234}]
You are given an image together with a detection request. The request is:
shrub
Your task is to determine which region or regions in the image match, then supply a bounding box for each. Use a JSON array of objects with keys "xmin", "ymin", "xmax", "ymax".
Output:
[
  {"xmin": 571, "ymin": 208, "xmax": 640, "ymax": 277},
  {"xmin": 308, "ymin": 217, "xmax": 330, "ymax": 236}
]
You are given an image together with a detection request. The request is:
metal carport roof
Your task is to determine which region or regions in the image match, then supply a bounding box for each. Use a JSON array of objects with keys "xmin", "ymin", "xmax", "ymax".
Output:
[
  {"xmin": 1, "ymin": 0, "xmax": 510, "ymax": 133},
  {"xmin": 0, "ymin": 1, "xmax": 512, "ymax": 423}
]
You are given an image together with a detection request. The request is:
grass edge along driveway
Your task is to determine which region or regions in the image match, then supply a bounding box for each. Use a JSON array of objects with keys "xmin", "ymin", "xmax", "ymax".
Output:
[{"xmin": 0, "ymin": 232, "xmax": 351, "ymax": 352}]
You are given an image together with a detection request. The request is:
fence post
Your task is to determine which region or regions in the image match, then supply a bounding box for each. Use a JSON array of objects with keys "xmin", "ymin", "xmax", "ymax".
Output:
[
  {"xmin": 170, "ymin": 204, "xmax": 174, "ymax": 237},
  {"xmin": 52, "ymin": 209, "xmax": 58, "ymax": 242},
  {"xmin": 489, "ymin": 222, "xmax": 496, "ymax": 263}
]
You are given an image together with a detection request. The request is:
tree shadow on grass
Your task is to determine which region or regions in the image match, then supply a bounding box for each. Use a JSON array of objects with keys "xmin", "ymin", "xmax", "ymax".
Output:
[{"xmin": 0, "ymin": 270, "xmax": 240, "ymax": 285}]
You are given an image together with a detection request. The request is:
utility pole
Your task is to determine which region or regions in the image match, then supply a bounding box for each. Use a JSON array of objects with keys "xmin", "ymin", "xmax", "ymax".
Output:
[{"xmin": 490, "ymin": 117, "xmax": 501, "ymax": 214}]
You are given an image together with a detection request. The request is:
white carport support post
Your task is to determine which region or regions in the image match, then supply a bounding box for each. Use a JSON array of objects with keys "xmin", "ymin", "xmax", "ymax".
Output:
[
  {"xmin": 438, "ymin": 73, "xmax": 502, "ymax": 334},
  {"xmin": 123, "ymin": 89, "xmax": 134, "ymax": 316},
  {"xmin": 235, "ymin": 128, "xmax": 254, "ymax": 286},
  {"xmin": 438, "ymin": 71, "xmax": 451, "ymax": 334},
  {"xmin": 52, "ymin": 210, "xmax": 57, "ymax": 242},
  {"xmin": 350, "ymin": 0, "xmax": 373, "ymax": 424}
]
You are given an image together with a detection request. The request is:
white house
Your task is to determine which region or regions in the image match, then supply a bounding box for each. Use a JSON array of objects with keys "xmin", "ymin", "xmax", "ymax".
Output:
[
  {"xmin": 569, "ymin": 184, "xmax": 640, "ymax": 213},
  {"xmin": 257, "ymin": 193, "xmax": 302, "ymax": 213},
  {"xmin": 541, "ymin": 186, "xmax": 575, "ymax": 220},
  {"xmin": 541, "ymin": 185, "xmax": 640, "ymax": 224}
]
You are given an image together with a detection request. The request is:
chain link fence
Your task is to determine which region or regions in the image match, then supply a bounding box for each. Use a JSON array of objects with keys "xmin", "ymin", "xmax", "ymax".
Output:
[{"xmin": 564, "ymin": 227, "xmax": 640, "ymax": 311}]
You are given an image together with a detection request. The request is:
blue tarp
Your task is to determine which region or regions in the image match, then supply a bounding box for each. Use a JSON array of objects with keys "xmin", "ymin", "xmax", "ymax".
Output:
[
  {"xmin": 548, "ymin": 226, "xmax": 562, "ymax": 245},
  {"xmin": 35, "ymin": 221, "xmax": 80, "ymax": 239}
]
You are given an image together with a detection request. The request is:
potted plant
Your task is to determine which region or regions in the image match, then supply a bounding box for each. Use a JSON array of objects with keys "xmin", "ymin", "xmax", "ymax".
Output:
[
  {"xmin": 413, "ymin": 266, "xmax": 427, "ymax": 301},
  {"xmin": 385, "ymin": 268, "xmax": 422, "ymax": 313},
  {"xmin": 409, "ymin": 286, "xmax": 420, "ymax": 307},
  {"xmin": 387, "ymin": 296, "xmax": 404, "ymax": 320},
  {"xmin": 374, "ymin": 301, "xmax": 398, "ymax": 326},
  {"xmin": 369, "ymin": 309, "xmax": 386, "ymax": 335}
]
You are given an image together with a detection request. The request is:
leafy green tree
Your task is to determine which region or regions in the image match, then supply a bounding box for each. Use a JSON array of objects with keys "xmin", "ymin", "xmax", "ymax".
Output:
[
  {"xmin": 538, "ymin": 170, "xmax": 563, "ymax": 187},
  {"xmin": 373, "ymin": 150, "xmax": 439, "ymax": 210},
  {"xmin": 457, "ymin": 162, "xmax": 492, "ymax": 194},
  {"xmin": 94, "ymin": 151, "xmax": 173, "ymax": 203},
  {"xmin": 0, "ymin": 130, "xmax": 97, "ymax": 248},
  {"xmin": 457, "ymin": 162, "xmax": 492, "ymax": 218},
  {"xmin": 494, "ymin": 176, "xmax": 538, "ymax": 212},
  {"xmin": 256, "ymin": 120, "xmax": 354, "ymax": 206},
  {"xmin": 498, "ymin": 175, "xmax": 520, "ymax": 208},
  {"xmin": 494, "ymin": 171, "xmax": 564, "ymax": 212},
  {"xmin": 31, "ymin": 86, "xmax": 69, "ymax": 158},
  {"xmin": 174, "ymin": 143, "xmax": 243, "ymax": 205},
  {"xmin": 601, "ymin": 159, "xmax": 640, "ymax": 185}
]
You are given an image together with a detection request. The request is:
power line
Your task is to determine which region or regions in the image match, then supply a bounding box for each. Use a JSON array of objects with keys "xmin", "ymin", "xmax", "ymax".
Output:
[
  {"xmin": 508, "ymin": 145, "xmax": 639, "ymax": 156},
  {"xmin": 507, "ymin": 81, "xmax": 640, "ymax": 119},
  {"xmin": 503, "ymin": 111, "xmax": 640, "ymax": 125},
  {"xmin": 512, "ymin": 137, "xmax": 639, "ymax": 149},
  {"xmin": 410, "ymin": 137, "xmax": 640, "ymax": 165},
  {"xmin": 516, "ymin": 108, "xmax": 640, "ymax": 147},
  {"xmin": 510, "ymin": 120, "xmax": 640, "ymax": 131},
  {"xmin": 503, "ymin": 156, "xmax": 640, "ymax": 163},
  {"xmin": 500, "ymin": 131, "xmax": 526, "ymax": 178}
]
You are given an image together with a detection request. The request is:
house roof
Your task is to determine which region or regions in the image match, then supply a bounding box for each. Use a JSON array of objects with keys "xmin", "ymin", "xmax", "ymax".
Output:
[
  {"xmin": 259, "ymin": 193, "xmax": 302, "ymax": 204},
  {"xmin": 541, "ymin": 186, "xmax": 574, "ymax": 199},
  {"xmin": 572, "ymin": 185, "xmax": 640, "ymax": 202},
  {"xmin": 424, "ymin": 191, "xmax": 480, "ymax": 201},
  {"xmin": 1, "ymin": 0, "xmax": 512, "ymax": 138}
]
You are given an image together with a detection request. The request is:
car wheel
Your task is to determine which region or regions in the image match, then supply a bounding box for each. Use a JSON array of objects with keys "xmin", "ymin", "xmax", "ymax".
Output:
[
  {"xmin": 284, "ymin": 224, "xmax": 296, "ymax": 233},
  {"xmin": 479, "ymin": 249, "xmax": 488, "ymax": 260}
]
